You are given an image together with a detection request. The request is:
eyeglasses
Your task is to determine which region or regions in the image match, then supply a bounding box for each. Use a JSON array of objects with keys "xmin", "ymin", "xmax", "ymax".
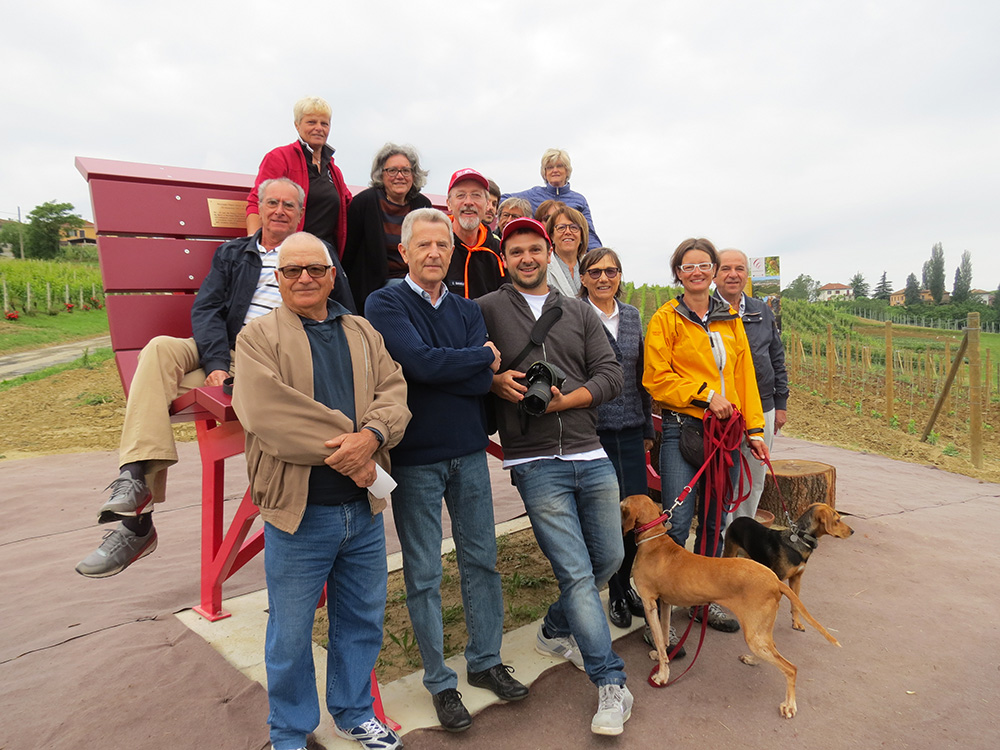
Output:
[
  {"xmin": 499, "ymin": 211, "xmax": 523, "ymax": 220},
  {"xmin": 546, "ymin": 163, "xmax": 568, "ymax": 171},
  {"xmin": 584, "ymin": 267, "xmax": 620, "ymax": 280},
  {"xmin": 263, "ymin": 198, "xmax": 299, "ymax": 210},
  {"xmin": 678, "ymin": 262, "xmax": 715, "ymax": 273},
  {"xmin": 451, "ymin": 191, "xmax": 485, "ymax": 202},
  {"xmin": 277, "ymin": 264, "xmax": 332, "ymax": 279},
  {"xmin": 554, "ymin": 223, "xmax": 581, "ymax": 234},
  {"xmin": 382, "ymin": 166, "xmax": 413, "ymax": 177}
]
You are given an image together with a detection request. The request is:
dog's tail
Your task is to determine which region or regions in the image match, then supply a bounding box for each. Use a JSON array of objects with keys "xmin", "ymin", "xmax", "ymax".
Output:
[{"xmin": 779, "ymin": 582, "xmax": 841, "ymax": 647}]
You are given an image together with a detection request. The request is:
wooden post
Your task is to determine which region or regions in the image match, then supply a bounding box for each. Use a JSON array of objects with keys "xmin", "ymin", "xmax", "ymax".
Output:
[
  {"xmin": 986, "ymin": 349, "xmax": 992, "ymax": 405},
  {"xmin": 968, "ymin": 313, "xmax": 982, "ymax": 468},
  {"xmin": 846, "ymin": 334, "xmax": 852, "ymax": 383},
  {"xmin": 885, "ymin": 321, "xmax": 894, "ymax": 424},
  {"xmin": 2, "ymin": 277, "xmax": 8, "ymax": 313},
  {"xmin": 758, "ymin": 460, "xmax": 837, "ymax": 522},
  {"xmin": 827, "ymin": 324, "xmax": 835, "ymax": 399},
  {"xmin": 922, "ymin": 334, "xmax": 969, "ymax": 441},
  {"xmin": 944, "ymin": 342, "xmax": 951, "ymax": 415},
  {"xmin": 25, "ymin": 282, "xmax": 32, "ymax": 313}
]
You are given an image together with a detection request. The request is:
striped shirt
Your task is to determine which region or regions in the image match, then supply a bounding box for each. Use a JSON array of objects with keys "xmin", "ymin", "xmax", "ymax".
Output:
[{"xmin": 244, "ymin": 241, "xmax": 283, "ymax": 324}]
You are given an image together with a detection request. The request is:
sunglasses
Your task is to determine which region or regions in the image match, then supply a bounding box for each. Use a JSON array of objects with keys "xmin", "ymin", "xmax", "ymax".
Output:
[
  {"xmin": 277, "ymin": 264, "xmax": 332, "ymax": 279},
  {"xmin": 584, "ymin": 267, "xmax": 621, "ymax": 280}
]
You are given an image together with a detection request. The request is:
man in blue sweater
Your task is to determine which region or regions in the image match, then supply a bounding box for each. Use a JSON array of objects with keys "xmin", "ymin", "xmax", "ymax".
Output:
[{"xmin": 365, "ymin": 208, "xmax": 528, "ymax": 732}]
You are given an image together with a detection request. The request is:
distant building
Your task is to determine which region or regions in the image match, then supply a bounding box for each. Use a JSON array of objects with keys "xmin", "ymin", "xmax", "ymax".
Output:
[
  {"xmin": 890, "ymin": 288, "xmax": 935, "ymax": 306},
  {"xmin": 60, "ymin": 220, "xmax": 97, "ymax": 246},
  {"xmin": 969, "ymin": 289, "xmax": 994, "ymax": 305},
  {"xmin": 817, "ymin": 282, "xmax": 853, "ymax": 302}
]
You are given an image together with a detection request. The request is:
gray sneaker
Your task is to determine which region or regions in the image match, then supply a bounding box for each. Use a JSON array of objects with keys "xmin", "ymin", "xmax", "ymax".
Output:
[
  {"xmin": 97, "ymin": 471, "xmax": 152, "ymax": 524},
  {"xmin": 691, "ymin": 602, "xmax": 740, "ymax": 632},
  {"xmin": 642, "ymin": 624, "xmax": 687, "ymax": 659},
  {"xmin": 75, "ymin": 523, "xmax": 157, "ymax": 578},
  {"xmin": 591, "ymin": 684, "xmax": 633, "ymax": 735},
  {"xmin": 535, "ymin": 625, "xmax": 585, "ymax": 670}
]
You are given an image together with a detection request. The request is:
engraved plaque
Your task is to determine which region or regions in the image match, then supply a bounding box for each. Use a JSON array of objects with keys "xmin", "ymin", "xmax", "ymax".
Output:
[{"xmin": 207, "ymin": 198, "xmax": 248, "ymax": 229}]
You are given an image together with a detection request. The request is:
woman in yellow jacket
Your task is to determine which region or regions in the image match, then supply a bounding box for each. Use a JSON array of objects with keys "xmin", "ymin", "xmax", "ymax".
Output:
[{"xmin": 643, "ymin": 238, "xmax": 770, "ymax": 632}]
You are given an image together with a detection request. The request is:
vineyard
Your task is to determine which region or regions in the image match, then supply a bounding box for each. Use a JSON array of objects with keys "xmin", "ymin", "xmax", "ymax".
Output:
[
  {"xmin": 781, "ymin": 300, "xmax": 1000, "ymax": 469},
  {"xmin": 1, "ymin": 258, "xmax": 105, "ymax": 314},
  {"xmin": 620, "ymin": 281, "xmax": 683, "ymax": 327}
]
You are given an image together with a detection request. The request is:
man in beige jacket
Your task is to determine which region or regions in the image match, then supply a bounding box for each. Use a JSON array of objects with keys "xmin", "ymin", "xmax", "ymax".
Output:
[{"xmin": 233, "ymin": 232, "xmax": 409, "ymax": 750}]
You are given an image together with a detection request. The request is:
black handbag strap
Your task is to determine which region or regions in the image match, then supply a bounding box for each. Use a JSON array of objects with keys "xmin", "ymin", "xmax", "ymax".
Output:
[{"xmin": 504, "ymin": 298, "xmax": 564, "ymax": 372}]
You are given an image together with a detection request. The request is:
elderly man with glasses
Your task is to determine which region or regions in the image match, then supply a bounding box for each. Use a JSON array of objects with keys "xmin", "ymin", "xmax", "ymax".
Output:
[
  {"xmin": 74, "ymin": 178, "xmax": 355, "ymax": 579},
  {"xmin": 445, "ymin": 168, "xmax": 506, "ymax": 299},
  {"xmin": 234, "ymin": 232, "xmax": 409, "ymax": 750}
]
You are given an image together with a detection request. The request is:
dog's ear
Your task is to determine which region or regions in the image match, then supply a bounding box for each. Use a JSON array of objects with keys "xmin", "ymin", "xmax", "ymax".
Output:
[{"xmin": 620, "ymin": 498, "xmax": 637, "ymax": 534}]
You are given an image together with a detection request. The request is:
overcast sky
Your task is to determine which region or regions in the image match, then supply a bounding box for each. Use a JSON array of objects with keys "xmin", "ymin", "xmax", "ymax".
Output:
[{"xmin": 2, "ymin": 1, "xmax": 997, "ymax": 293}]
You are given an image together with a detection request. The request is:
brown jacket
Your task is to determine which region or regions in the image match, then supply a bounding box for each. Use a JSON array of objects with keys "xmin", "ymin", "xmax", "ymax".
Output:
[{"xmin": 233, "ymin": 304, "xmax": 410, "ymax": 534}]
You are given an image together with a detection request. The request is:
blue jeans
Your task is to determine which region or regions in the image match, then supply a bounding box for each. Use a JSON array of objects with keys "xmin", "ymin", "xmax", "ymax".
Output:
[
  {"xmin": 510, "ymin": 457, "xmax": 626, "ymax": 686},
  {"xmin": 659, "ymin": 416, "xmax": 738, "ymax": 556},
  {"xmin": 392, "ymin": 451, "xmax": 504, "ymax": 694},
  {"xmin": 263, "ymin": 501, "xmax": 388, "ymax": 750},
  {"xmin": 598, "ymin": 426, "xmax": 647, "ymax": 601}
]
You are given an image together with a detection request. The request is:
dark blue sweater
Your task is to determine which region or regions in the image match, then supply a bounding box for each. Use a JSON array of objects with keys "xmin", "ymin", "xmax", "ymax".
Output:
[{"xmin": 365, "ymin": 282, "xmax": 495, "ymax": 466}]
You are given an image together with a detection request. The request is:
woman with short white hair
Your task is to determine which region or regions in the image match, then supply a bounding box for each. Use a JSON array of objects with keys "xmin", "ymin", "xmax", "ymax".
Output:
[
  {"xmin": 501, "ymin": 148, "xmax": 601, "ymax": 249},
  {"xmin": 246, "ymin": 96, "xmax": 352, "ymax": 258}
]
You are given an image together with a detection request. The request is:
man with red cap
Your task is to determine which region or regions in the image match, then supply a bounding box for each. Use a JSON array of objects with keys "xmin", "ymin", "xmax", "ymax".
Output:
[
  {"xmin": 445, "ymin": 168, "xmax": 505, "ymax": 299},
  {"xmin": 477, "ymin": 217, "xmax": 631, "ymax": 736}
]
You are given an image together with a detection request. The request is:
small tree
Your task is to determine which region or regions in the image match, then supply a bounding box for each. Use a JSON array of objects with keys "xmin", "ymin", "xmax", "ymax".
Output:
[
  {"xmin": 873, "ymin": 271, "xmax": 892, "ymax": 301},
  {"xmin": 904, "ymin": 273, "xmax": 922, "ymax": 305},
  {"xmin": 783, "ymin": 274, "xmax": 819, "ymax": 301},
  {"xmin": 25, "ymin": 201, "xmax": 83, "ymax": 259},
  {"xmin": 0, "ymin": 220, "xmax": 26, "ymax": 258},
  {"xmin": 848, "ymin": 272, "xmax": 869, "ymax": 299},
  {"xmin": 951, "ymin": 250, "xmax": 972, "ymax": 304}
]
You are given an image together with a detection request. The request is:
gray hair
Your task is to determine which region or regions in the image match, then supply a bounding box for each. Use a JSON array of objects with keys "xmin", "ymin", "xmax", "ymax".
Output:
[
  {"xmin": 717, "ymin": 248, "xmax": 750, "ymax": 268},
  {"xmin": 499, "ymin": 197, "xmax": 531, "ymax": 216},
  {"xmin": 540, "ymin": 148, "xmax": 573, "ymax": 181},
  {"xmin": 293, "ymin": 96, "xmax": 332, "ymax": 124},
  {"xmin": 368, "ymin": 143, "xmax": 429, "ymax": 201},
  {"xmin": 259, "ymin": 177, "xmax": 305, "ymax": 208},
  {"xmin": 276, "ymin": 232, "xmax": 333, "ymax": 266},
  {"xmin": 401, "ymin": 208, "xmax": 454, "ymax": 250}
]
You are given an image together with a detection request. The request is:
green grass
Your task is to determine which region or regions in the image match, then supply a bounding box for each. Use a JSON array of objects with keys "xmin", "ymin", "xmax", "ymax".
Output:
[
  {"xmin": 0, "ymin": 308, "xmax": 109, "ymax": 354},
  {"xmin": 0, "ymin": 347, "xmax": 113, "ymax": 391}
]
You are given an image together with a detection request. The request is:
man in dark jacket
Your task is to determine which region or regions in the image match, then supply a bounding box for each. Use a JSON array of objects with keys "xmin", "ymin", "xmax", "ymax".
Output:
[
  {"xmin": 714, "ymin": 248, "xmax": 789, "ymax": 521},
  {"xmin": 477, "ymin": 217, "xmax": 632, "ymax": 737},
  {"xmin": 75, "ymin": 178, "xmax": 353, "ymax": 578}
]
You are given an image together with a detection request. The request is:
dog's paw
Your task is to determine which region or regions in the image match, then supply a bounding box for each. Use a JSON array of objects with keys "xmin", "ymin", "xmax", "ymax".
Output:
[
  {"xmin": 780, "ymin": 699, "xmax": 797, "ymax": 718},
  {"xmin": 648, "ymin": 648, "xmax": 659, "ymax": 662},
  {"xmin": 739, "ymin": 653, "xmax": 760, "ymax": 667},
  {"xmin": 791, "ymin": 620, "xmax": 805, "ymax": 632}
]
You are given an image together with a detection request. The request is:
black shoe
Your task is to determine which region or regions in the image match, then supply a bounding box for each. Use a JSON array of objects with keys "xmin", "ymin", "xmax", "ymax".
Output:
[
  {"xmin": 467, "ymin": 663, "xmax": 529, "ymax": 701},
  {"xmin": 608, "ymin": 598, "xmax": 632, "ymax": 629},
  {"xmin": 624, "ymin": 587, "xmax": 646, "ymax": 618},
  {"xmin": 432, "ymin": 688, "xmax": 472, "ymax": 732}
]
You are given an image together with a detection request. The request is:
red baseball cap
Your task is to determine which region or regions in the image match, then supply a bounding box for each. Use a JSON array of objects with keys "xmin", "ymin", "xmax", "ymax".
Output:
[
  {"xmin": 500, "ymin": 216, "xmax": 551, "ymax": 249},
  {"xmin": 447, "ymin": 168, "xmax": 490, "ymax": 193}
]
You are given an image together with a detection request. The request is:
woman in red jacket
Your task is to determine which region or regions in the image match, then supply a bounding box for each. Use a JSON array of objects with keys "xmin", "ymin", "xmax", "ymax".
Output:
[{"xmin": 246, "ymin": 96, "xmax": 352, "ymax": 257}]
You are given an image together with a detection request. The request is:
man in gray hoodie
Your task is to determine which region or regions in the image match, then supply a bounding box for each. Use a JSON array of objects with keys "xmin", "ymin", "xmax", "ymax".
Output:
[{"xmin": 476, "ymin": 218, "xmax": 630, "ymax": 737}]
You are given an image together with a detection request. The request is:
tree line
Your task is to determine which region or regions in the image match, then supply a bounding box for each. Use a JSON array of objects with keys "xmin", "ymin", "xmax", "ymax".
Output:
[
  {"xmin": 784, "ymin": 243, "xmax": 997, "ymax": 309},
  {"xmin": 0, "ymin": 202, "xmax": 84, "ymax": 260}
]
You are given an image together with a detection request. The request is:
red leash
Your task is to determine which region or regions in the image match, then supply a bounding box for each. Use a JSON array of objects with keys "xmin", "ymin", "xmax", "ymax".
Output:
[{"xmin": 639, "ymin": 408, "xmax": 754, "ymax": 687}]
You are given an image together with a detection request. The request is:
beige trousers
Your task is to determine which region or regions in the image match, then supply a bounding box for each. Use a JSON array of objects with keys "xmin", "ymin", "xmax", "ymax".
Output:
[{"xmin": 117, "ymin": 336, "xmax": 232, "ymax": 505}]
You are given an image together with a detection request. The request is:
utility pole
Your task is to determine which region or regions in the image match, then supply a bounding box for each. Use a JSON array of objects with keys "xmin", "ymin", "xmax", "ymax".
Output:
[{"xmin": 17, "ymin": 206, "xmax": 25, "ymax": 259}]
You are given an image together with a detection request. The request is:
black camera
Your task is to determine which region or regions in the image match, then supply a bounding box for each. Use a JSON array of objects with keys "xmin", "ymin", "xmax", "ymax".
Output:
[{"xmin": 520, "ymin": 361, "xmax": 567, "ymax": 416}]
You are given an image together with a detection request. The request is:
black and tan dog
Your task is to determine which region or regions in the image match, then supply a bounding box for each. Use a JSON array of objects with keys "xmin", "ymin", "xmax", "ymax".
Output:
[
  {"xmin": 622, "ymin": 494, "xmax": 840, "ymax": 719},
  {"xmin": 724, "ymin": 503, "xmax": 854, "ymax": 631}
]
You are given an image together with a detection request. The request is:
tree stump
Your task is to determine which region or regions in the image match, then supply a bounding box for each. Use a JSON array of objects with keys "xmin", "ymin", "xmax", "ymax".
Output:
[{"xmin": 758, "ymin": 459, "xmax": 836, "ymax": 524}]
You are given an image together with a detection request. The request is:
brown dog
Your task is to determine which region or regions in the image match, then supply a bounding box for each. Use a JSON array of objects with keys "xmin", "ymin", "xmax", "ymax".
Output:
[
  {"xmin": 724, "ymin": 503, "xmax": 854, "ymax": 631},
  {"xmin": 621, "ymin": 494, "xmax": 840, "ymax": 718}
]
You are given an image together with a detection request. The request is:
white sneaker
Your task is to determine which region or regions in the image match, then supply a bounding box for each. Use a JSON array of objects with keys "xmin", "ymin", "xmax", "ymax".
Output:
[
  {"xmin": 534, "ymin": 624, "xmax": 585, "ymax": 670},
  {"xmin": 591, "ymin": 684, "xmax": 633, "ymax": 735}
]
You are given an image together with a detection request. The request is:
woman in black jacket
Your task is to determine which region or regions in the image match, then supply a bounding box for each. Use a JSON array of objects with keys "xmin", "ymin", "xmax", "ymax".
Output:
[{"xmin": 343, "ymin": 143, "xmax": 432, "ymax": 312}]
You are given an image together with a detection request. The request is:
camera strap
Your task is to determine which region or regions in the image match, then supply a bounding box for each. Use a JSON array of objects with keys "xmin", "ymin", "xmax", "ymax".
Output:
[{"xmin": 504, "ymin": 297, "xmax": 564, "ymax": 372}]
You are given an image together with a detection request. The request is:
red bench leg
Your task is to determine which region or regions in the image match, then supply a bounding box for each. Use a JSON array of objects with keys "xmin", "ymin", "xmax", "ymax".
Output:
[{"xmin": 191, "ymin": 418, "xmax": 261, "ymax": 621}]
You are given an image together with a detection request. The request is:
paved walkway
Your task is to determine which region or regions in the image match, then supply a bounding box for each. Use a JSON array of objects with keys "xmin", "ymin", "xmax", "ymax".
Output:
[
  {"xmin": 2, "ymin": 436, "xmax": 998, "ymax": 750},
  {"xmin": 0, "ymin": 335, "xmax": 111, "ymax": 380}
]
